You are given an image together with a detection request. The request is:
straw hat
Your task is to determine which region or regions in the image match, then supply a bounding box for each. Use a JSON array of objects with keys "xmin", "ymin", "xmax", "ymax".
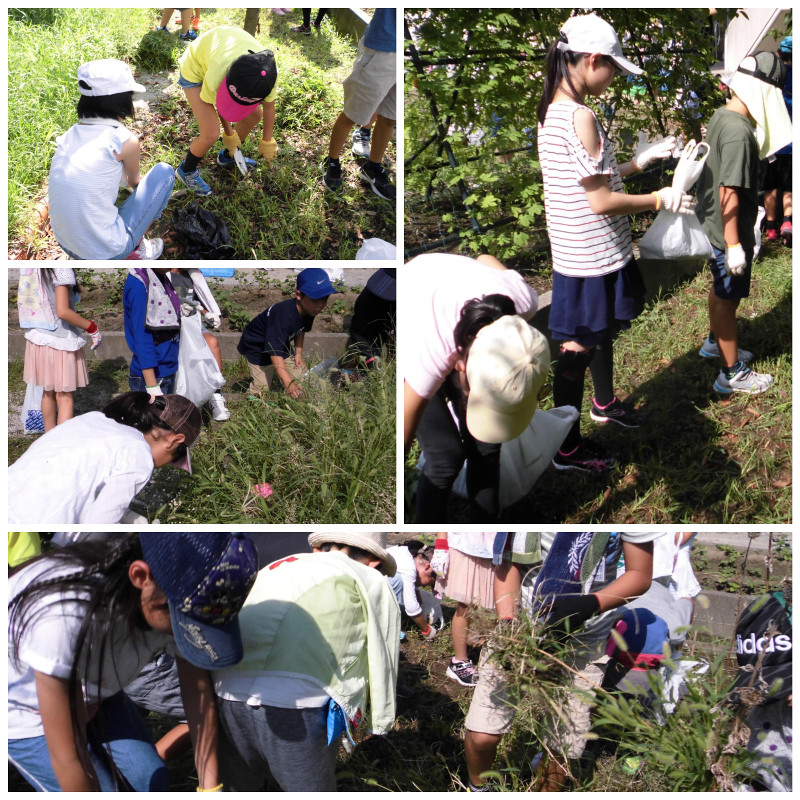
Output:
[{"xmin": 307, "ymin": 532, "xmax": 396, "ymax": 576}]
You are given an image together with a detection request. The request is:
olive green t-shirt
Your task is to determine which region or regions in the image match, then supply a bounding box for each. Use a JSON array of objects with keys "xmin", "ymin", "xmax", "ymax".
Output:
[{"xmin": 695, "ymin": 107, "xmax": 758, "ymax": 252}]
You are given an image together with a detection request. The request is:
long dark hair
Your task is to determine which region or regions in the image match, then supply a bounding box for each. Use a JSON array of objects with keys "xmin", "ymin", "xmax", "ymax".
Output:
[
  {"xmin": 536, "ymin": 37, "xmax": 586, "ymax": 126},
  {"xmin": 453, "ymin": 293, "xmax": 517, "ymax": 355},
  {"xmin": 9, "ymin": 535, "xmax": 148, "ymax": 789},
  {"xmin": 77, "ymin": 90, "xmax": 135, "ymax": 121},
  {"xmin": 103, "ymin": 392, "xmax": 188, "ymax": 460}
]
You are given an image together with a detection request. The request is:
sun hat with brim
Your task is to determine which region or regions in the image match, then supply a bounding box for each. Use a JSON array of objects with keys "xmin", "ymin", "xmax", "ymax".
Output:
[
  {"xmin": 558, "ymin": 13, "xmax": 643, "ymax": 77},
  {"xmin": 139, "ymin": 532, "xmax": 258, "ymax": 670},
  {"xmin": 77, "ymin": 59, "xmax": 146, "ymax": 96},
  {"xmin": 736, "ymin": 50, "xmax": 788, "ymax": 89},
  {"xmin": 465, "ymin": 315, "xmax": 551, "ymax": 444},
  {"xmin": 365, "ymin": 268, "xmax": 396, "ymax": 301},
  {"xmin": 216, "ymin": 49, "xmax": 277, "ymax": 123},
  {"xmin": 307, "ymin": 532, "xmax": 397, "ymax": 576}
]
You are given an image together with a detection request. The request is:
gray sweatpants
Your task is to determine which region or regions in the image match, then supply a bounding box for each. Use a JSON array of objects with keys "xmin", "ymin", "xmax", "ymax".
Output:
[{"xmin": 217, "ymin": 698, "xmax": 340, "ymax": 792}]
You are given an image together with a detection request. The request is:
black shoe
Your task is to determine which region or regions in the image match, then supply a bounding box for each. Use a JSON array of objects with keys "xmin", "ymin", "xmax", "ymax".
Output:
[
  {"xmin": 552, "ymin": 439, "xmax": 615, "ymax": 472},
  {"xmin": 359, "ymin": 163, "xmax": 395, "ymax": 201},
  {"xmin": 321, "ymin": 156, "xmax": 342, "ymax": 192},
  {"xmin": 589, "ymin": 396, "xmax": 642, "ymax": 428}
]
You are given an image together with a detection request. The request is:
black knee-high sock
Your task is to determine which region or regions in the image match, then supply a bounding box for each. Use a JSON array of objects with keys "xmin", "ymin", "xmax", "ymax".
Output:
[
  {"xmin": 553, "ymin": 347, "xmax": 593, "ymax": 451},
  {"xmin": 589, "ymin": 339, "xmax": 615, "ymax": 407}
]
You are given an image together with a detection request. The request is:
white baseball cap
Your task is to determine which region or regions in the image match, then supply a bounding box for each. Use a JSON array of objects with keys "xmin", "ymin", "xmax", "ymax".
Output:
[
  {"xmin": 558, "ymin": 14, "xmax": 643, "ymax": 77},
  {"xmin": 465, "ymin": 315, "xmax": 551, "ymax": 444},
  {"xmin": 77, "ymin": 59, "xmax": 146, "ymax": 96}
]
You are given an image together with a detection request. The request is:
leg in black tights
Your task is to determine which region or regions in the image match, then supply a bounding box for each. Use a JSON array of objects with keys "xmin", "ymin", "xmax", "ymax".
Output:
[
  {"xmin": 588, "ymin": 334, "xmax": 615, "ymax": 407},
  {"xmin": 552, "ymin": 345, "xmax": 595, "ymax": 452}
]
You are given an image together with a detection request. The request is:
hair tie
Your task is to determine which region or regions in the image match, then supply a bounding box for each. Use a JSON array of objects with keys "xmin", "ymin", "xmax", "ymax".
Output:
[{"xmin": 556, "ymin": 31, "xmax": 570, "ymax": 52}]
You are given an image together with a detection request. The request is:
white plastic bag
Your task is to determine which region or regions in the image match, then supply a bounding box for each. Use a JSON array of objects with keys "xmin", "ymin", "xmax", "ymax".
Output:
[
  {"xmin": 420, "ymin": 405, "xmax": 579, "ymax": 511},
  {"xmin": 174, "ymin": 311, "xmax": 225, "ymax": 407},
  {"xmin": 356, "ymin": 237, "xmax": 397, "ymax": 260},
  {"xmin": 21, "ymin": 384, "xmax": 45, "ymax": 434},
  {"xmin": 639, "ymin": 140, "xmax": 713, "ymax": 260}
]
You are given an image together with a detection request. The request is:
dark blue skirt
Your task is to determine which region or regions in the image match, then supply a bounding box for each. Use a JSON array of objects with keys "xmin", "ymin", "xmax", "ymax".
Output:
[{"xmin": 549, "ymin": 259, "xmax": 645, "ymax": 346}]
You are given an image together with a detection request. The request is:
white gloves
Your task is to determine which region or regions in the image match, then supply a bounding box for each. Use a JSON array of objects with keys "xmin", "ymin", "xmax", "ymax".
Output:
[
  {"xmin": 146, "ymin": 385, "xmax": 164, "ymax": 397},
  {"xmin": 205, "ymin": 312, "xmax": 222, "ymax": 330},
  {"xmin": 724, "ymin": 243, "xmax": 747, "ymax": 276},
  {"xmin": 633, "ymin": 132, "xmax": 678, "ymax": 171},
  {"xmin": 180, "ymin": 302, "xmax": 198, "ymax": 317},
  {"xmin": 655, "ymin": 187, "xmax": 696, "ymax": 215},
  {"xmin": 421, "ymin": 624, "xmax": 438, "ymax": 641},
  {"xmin": 430, "ymin": 538, "xmax": 450, "ymax": 578},
  {"xmin": 671, "ymin": 139, "xmax": 710, "ymax": 194},
  {"xmin": 89, "ymin": 329, "xmax": 102, "ymax": 350}
]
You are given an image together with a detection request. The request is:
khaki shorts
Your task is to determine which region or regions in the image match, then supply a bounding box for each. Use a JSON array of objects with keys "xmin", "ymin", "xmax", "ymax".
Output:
[
  {"xmin": 246, "ymin": 360, "xmax": 305, "ymax": 394},
  {"xmin": 342, "ymin": 41, "xmax": 396, "ymax": 125},
  {"xmin": 465, "ymin": 644, "xmax": 606, "ymax": 761}
]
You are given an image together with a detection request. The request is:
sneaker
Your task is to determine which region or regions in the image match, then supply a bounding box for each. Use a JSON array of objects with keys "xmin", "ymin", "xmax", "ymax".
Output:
[
  {"xmin": 552, "ymin": 439, "xmax": 615, "ymax": 472},
  {"xmin": 175, "ymin": 163, "xmax": 212, "ymax": 196},
  {"xmin": 698, "ymin": 337, "xmax": 753, "ymax": 363},
  {"xmin": 589, "ymin": 396, "xmax": 641, "ymax": 428},
  {"xmin": 713, "ymin": 366, "xmax": 774, "ymax": 395},
  {"xmin": 291, "ymin": 24, "xmax": 311, "ymax": 35},
  {"xmin": 765, "ymin": 226, "xmax": 779, "ymax": 242},
  {"xmin": 359, "ymin": 163, "xmax": 395, "ymax": 201},
  {"xmin": 191, "ymin": 15, "xmax": 200, "ymax": 30},
  {"xmin": 780, "ymin": 219, "xmax": 792, "ymax": 244},
  {"xmin": 206, "ymin": 392, "xmax": 231, "ymax": 421},
  {"xmin": 272, "ymin": 8, "xmax": 285, "ymax": 15},
  {"xmin": 321, "ymin": 156, "xmax": 343, "ymax": 192},
  {"xmin": 311, "ymin": 20, "xmax": 323, "ymax": 30},
  {"xmin": 179, "ymin": 30, "xmax": 198, "ymax": 42},
  {"xmin": 157, "ymin": 25, "xmax": 170, "ymax": 33},
  {"xmin": 125, "ymin": 237, "xmax": 164, "ymax": 260},
  {"xmin": 352, "ymin": 127, "xmax": 372, "ymax": 158},
  {"xmin": 216, "ymin": 148, "xmax": 256, "ymax": 171},
  {"xmin": 447, "ymin": 659, "xmax": 479, "ymax": 688}
]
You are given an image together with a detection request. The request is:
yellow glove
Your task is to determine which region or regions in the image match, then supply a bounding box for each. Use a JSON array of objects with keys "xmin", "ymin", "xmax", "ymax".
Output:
[
  {"xmin": 259, "ymin": 138, "xmax": 278, "ymax": 165},
  {"xmin": 221, "ymin": 130, "xmax": 242, "ymax": 156}
]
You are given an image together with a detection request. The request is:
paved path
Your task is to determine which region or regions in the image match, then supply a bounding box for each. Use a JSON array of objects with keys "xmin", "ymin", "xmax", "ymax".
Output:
[{"xmin": 694, "ymin": 532, "xmax": 785, "ymax": 551}]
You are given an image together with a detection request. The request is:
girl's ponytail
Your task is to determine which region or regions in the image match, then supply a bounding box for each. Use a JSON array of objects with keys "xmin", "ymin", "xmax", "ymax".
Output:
[
  {"xmin": 536, "ymin": 35, "xmax": 585, "ymax": 126},
  {"xmin": 454, "ymin": 293, "xmax": 517, "ymax": 354}
]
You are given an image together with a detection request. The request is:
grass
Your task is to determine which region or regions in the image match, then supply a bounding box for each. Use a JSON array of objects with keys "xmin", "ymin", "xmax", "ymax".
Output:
[
  {"xmin": 9, "ymin": 7, "xmax": 396, "ymax": 259},
  {"xmin": 405, "ymin": 242, "xmax": 792, "ymax": 524}
]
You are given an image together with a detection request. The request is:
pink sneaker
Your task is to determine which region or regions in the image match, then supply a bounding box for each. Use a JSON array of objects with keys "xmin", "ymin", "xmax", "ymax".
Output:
[
  {"xmin": 765, "ymin": 227, "xmax": 778, "ymax": 242},
  {"xmin": 272, "ymin": 8, "xmax": 285, "ymax": 15},
  {"xmin": 125, "ymin": 237, "xmax": 164, "ymax": 260},
  {"xmin": 780, "ymin": 219, "xmax": 792, "ymax": 244}
]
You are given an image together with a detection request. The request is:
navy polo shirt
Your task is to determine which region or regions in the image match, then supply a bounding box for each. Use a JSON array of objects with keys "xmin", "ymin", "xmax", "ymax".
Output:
[{"xmin": 237, "ymin": 298, "xmax": 314, "ymax": 366}]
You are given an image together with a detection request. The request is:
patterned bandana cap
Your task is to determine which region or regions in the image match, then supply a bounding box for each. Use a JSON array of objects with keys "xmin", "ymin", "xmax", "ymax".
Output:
[{"xmin": 139, "ymin": 532, "xmax": 258, "ymax": 669}]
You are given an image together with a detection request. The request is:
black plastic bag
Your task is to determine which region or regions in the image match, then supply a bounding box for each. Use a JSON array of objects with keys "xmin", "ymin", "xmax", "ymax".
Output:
[{"xmin": 173, "ymin": 203, "xmax": 236, "ymax": 260}]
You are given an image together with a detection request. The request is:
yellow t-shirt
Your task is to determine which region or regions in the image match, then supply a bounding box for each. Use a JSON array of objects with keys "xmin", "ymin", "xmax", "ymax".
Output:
[
  {"xmin": 8, "ymin": 533, "xmax": 41, "ymax": 569},
  {"xmin": 179, "ymin": 26, "xmax": 278, "ymax": 106}
]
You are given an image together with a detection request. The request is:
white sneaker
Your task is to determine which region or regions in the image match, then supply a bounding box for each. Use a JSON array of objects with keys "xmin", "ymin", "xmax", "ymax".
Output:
[
  {"xmin": 125, "ymin": 237, "xmax": 164, "ymax": 260},
  {"xmin": 698, "ymin": 337, "xmax": 753, "ymax": 363},
  {"xmin": 713, "ymin": 366, "xmax": 774, "ymax": 395},
  {"xmin": 352, "ymin": 126, "xmax": 371, "ymax": 158},
  {"xmin": 207, "ymin": 392, "xmax": 231, "ymax": 421}
]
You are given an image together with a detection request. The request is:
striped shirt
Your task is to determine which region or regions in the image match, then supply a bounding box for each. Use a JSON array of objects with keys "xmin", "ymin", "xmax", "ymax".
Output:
[{"xmin": 538, "ymin": 102, "xmax": 633, "ymax": 277}]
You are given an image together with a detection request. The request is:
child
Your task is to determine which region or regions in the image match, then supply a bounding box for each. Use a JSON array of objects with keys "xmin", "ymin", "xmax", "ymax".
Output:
[
  {"xmin": 175, "ymin": 26, "xmax": 278, "ymax": 195},
  {"xmin": 322, "ymin": 8, "xmax": 396, "ymax": 201},
  {"xmin": 431, "ymin": 533, "xmax": 496, "ymax": 687},
  {"xmin": 387, "ymin": 541, "xmax": 439, "ymax": 639},
  {"xmin": 695, "ymin": 51, "xmax": 791, "ymax": 394},
  {"xmin": 237, "ymin": 267, "xmax": 338, "ymax": 398},
  {"xmin": 8, "ymin": 392, "xmax": 201, "ymax": 524},
  {"xmin": 17, "ymin": 268, "xmax": 101, "ymax": 432},
  {"xmin": 124, "ymin": 267, "xmax": 181, "ymax": 395},
  {"xmin": 48, "ymin": 59, "xmax": 174, "ymax": 260},
  {"xmin": 8, "ymin": 532, "xmax": 257, "ymax": 792},
  {"xmin": 403, "ymin": 253, "xmax": 549, "ymax": 523},
  {"xmin": 8, "ymin": 533, "xmax": 41, "ymax": 572},
  {"xmin": 212, "ymin": 532, "xmax": 400, "ymax": 792},
  {"xmin": 537, "ymin": 14, "xmax": 691, "ymax": 471},
  {"xmin": 158, "ymin": 8, "xmax": 197, "ymax": 41},
  {"xmin": 464, "ymin": 532, "xmax": 658, "ymax": 791},
  {"xmin": 291, "ymin": 8, "xmax": 328, "ymax": 34},
  {"xmin": 762, "ymin": 37, "xmax": 792, "ymax": 245},
  {"xmin": 168, "ymin": 268, "xmax": 230, "ymax": 421}
]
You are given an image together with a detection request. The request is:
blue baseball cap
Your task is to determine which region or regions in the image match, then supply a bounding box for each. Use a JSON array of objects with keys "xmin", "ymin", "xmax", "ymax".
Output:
[
  {"xmin": 139, "ymin": 532, "xmax": 258, "ymax": 670},
  {"xmin": 603, "ymin": 607, "xmax": 670, "ymax": 691},
  {"xmin": 779, "ymin": 36, "xmax": 792, "ymax": 55},
  {"xmin": 297, "ymin": 268, "xmax": 339, "ymax": 299}
]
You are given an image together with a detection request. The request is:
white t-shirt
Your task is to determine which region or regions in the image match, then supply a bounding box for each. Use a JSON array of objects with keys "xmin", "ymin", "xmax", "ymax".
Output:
[
  {"xmin": 402, "ymin": 255, "xmax": 539, "ymax": 399},
  {"xmin": 448, "ymin": 533, "xmax": 495, "ymax": 559},
  {"xmin": 387, "ymin": 546, "xmax": 423, "ymax": 617},
  {"xmin": 8, "ymin": 559, "xmax": 175, "ymax": 740},
  {"xmin": 48, "ymin": 120, "xmax": 135, "ymax": 259},
  {"xmin": 8, "ymin": 412, "xmax": 155, "ymax": 524}
]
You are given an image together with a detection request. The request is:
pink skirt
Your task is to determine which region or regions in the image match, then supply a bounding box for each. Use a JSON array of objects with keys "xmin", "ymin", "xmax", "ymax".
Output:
[
  {"xmin": 23, "ymin": 341, "xmax": 88, "ymax": 392},
  {"xmin": 436, "ymin": 549, "xmax": 495, "ymax": 609}
]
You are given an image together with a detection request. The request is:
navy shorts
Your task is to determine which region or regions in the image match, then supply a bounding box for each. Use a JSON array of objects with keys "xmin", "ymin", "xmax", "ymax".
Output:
[
  {"xmin": 709, "ymin": 244, "xmax": 752, "ymax": 300},
  {"xmin": 763, "ymin": 154, "xmax": 792, "ymax": 193}
]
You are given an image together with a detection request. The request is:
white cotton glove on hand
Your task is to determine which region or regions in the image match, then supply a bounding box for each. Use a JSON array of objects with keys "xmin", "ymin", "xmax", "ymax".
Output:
[
  {"xmin": 430, "ymin": 538, "xmax": 450, "ymax": 578},
  {"xmin": 671, "ymin": 139, "xmax": 710, "ymax": 194},
  {"xmin": 633, "ymin": 132, "xmax": 678, "ymax": 170},
  {"xmin": 421, "ymin": 624, "xmax": 438, "ymax": 641},
  {"xmin": 724, "ymin": 244, "xmax": 747, "ymax": 276},
  {"xmin": 205, "ymin": 312, "xmax": 222, "ymax": 330},
  {"xmin": 656, "ymin": 187, "xmax": 696, "ymax": 215},
  {"xmin": 419, "ymin": 590, "xmax": 445, "ymax": 629},
  {"xmin": 146, "ymin": 385, "xmax": 164, "ymax": 397}
]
